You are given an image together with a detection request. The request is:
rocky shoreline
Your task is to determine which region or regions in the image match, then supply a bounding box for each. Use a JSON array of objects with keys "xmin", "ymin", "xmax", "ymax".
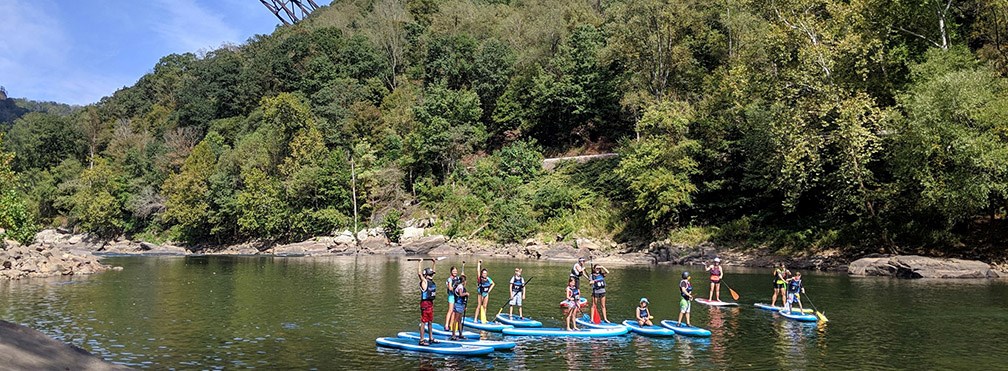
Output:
[{"xmin": 6, "ymin": 228, "xmax": 1005, "ymax": 280}]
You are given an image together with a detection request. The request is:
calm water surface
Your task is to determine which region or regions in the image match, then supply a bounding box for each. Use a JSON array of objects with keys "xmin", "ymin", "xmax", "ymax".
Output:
[{"xmin": 1, "ymin": 256, "xmax": 1006, "ymax": 369}]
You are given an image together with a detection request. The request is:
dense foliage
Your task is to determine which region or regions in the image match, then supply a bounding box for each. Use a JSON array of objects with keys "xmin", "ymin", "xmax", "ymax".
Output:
[{"xmin": 3, "ymin": 0, "xmax": 1008, "ymax": 257}]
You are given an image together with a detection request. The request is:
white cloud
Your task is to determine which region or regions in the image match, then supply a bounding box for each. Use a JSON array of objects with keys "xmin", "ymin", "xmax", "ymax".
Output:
[
  {"xmin": 152, "ymin": 0, "xmax": 242, "ymax": 54},
  {"xmin": 0, "ymin": 0, "xmax": 73, "ymax": 101}
]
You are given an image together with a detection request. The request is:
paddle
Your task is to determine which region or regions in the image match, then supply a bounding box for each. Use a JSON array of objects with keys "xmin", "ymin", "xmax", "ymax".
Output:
[
  {"xmin": 406, "ymin": 256, "xmax": 447, "ymax": 262},
  {"xmin": 496, "ymin": 277, "xmax": 533, "ymax": 316},
  {"xmin": 458, "ymin": 260, "xmax": 466, "ymax": 333},
  {"xmin": 720, "ymin": 280, "xmax": 741, "ymax": 301},
  {"xmin": 802, "ymin": 291, "xmax": 829, "ymax": 322}
]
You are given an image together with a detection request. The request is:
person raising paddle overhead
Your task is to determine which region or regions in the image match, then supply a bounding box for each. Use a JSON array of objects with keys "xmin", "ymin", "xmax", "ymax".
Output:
[
  {"xmin": 473, "ymin": 260, "xmax": 495, "ymax": 323},
  {"xmin": 417, "ymin": 259, "xmax": 437, "ymax": 346},
  {"xmin": 706, "ymin": 257, "xmax": 724, "ymax": 302}
]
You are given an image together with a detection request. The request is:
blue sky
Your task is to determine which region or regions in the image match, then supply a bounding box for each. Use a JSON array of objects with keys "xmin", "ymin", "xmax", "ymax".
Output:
[{"xmin": 0, "ymin": 0, "xmax": 331, "ymax": 105}]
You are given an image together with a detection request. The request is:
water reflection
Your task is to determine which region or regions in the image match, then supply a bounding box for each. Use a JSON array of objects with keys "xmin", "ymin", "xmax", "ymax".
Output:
[{"xmin": 2, "ymin": 256, "xmax": 1006, "ymax": 369}]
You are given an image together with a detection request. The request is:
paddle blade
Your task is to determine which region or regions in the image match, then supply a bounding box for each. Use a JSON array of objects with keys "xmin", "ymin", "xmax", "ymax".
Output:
[
  {"xmin": 591, "ymin": 305, "xmax": 600, "ymax": 324},
  {"xmin": 729, "ymin": 287, "xmax": 740, "ymax": 301},
  {"xmin": 816, "ymin": 311, "xmax": 829, "ymax": 322},
  {"xmin": 480, "ymin": 307, "xmax": 487, "ymax": 323}
]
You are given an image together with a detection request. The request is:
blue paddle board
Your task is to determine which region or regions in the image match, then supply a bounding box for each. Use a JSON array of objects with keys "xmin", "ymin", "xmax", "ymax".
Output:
[
  {"xmin": 495, "ymin": 313, "xmax": 543, "ymax": 328},
  {"xmin": 396, "ymin": 332, "xmax": 516, "ymax": 350},
  {"xmin": 622, "ymin": 320, "xmax": 677, "ymax": 337},
  {"xmin": 502, "ymin": 326, "xmax": 628, "ymax": 337},
  {"xmin": 659, "ymin": 320, "xmax": 712, "ymax": 337},
  {"xmin": 376, "ymin": 336, "xmax": 493, "ymax": 356},
  {"xmin": 463, "ymin": 317, "xmax": 514, "ymax": 332}
]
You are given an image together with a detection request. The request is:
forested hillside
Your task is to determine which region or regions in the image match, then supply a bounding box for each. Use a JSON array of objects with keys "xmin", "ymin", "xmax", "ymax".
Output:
[{"xmin": 2, "ymin": 0, "xmax": 1008, "ymax": 258}]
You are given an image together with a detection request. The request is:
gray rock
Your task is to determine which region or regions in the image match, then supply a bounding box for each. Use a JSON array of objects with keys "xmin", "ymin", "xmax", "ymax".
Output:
[
  {"xmin": 848, "ymin": 255, "xmax": 1000, "ymax": 279},
  {"xmin": 401, "ymin": 235, "xmax": 447, "ymax": 255},
  {"xmin": 401, "ymin": 227, "xmax": 425, "ymax": 240}
]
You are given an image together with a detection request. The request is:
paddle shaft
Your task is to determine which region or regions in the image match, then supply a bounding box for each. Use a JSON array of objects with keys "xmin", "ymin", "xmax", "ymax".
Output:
[
  {"xmin": 802, "ymin": 291, "xmax": 829, "ymax": 322},
  {"xmin": 496, "ymin": 277, "xmax": 532, "ymax": 315},
  {"xmin": 406, "ymin": 256, "xmax": 447, "ymax": 262},
  {"xmin": 720, "ymin": 280, "xmax": 741, "ymax": 301}
]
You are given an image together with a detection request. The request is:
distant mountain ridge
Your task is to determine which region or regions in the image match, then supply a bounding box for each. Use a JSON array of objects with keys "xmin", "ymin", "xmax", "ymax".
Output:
[{"xmin": 0, "ymin": 86, "xmax": 80, "ymax": 127}]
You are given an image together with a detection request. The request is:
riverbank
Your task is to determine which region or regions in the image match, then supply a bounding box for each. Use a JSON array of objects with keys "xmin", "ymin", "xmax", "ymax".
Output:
[
  {"xmin": 17, "ymin": 229, "xmax": 1007, "ymax": 278},
  {"xmin": 0, "ymin": 320, "xmax": 129, "ymax": 370}
]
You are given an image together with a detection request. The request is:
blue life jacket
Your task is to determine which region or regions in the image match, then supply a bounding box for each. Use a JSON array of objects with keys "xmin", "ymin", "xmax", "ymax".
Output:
[
  {"xmin": 454, "ymin": 284, "xmax": 468, "ymax": 306},
  {"xmin": 592, "ymin": 273, "xmax": 606, "ymax": 290},
  {"xmin": 680, "ymin": 279, "xmax": 693, "ymax": 299},
  {"xmin": 638, "ymin": 307, "xmax": 649, "ymax": 319},
  {"xmin": 478, "ymin": 277, "xmax": 493, "ymax": 294},
  {"xmin": 788, "ymin": 279, "xmax": 802, "ymax": 293},
  {"xmin": 421, "ymin": 279, "xmax": 436, "ymax": 301},
  {"xmin": 446, "ymin": 276, "xmax": 459, "ymax": 296},
  {"xmin": 569, "ymin": 286, "xmax": 580, "ymax": 300},
  {"xmin": 511, "ymin": 276, "xmax": 524, "ymax": 293}
]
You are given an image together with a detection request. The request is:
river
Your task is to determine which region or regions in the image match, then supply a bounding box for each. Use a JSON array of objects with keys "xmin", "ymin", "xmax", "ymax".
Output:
[{"xmin": 0, "ymin": 256, "xmax": 1005, "ymax": 369}]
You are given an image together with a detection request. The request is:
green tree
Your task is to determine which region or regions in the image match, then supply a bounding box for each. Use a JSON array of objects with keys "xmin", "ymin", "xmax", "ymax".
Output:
[
  {"xmin": 4, "ymin": 112, "xmax": 85, "ymax": 171},
  {"xmin": 615, "ymin": 101, "xmax": 699, "ymax": 226},
  {"xmin": 887, "ymin": 46, "xmax": 1008, "ymax": 242},
  {"xmin": 0, "ymin": 133, "xmax": 38, "ymax": 245},
  {"xmin": 404, "ymin": 85, "xmax": 485, "ymax": 181}
]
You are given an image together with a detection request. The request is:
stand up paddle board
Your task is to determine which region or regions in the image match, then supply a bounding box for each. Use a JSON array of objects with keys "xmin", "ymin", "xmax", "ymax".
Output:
[{"xmin": 376, "ymin": 336, "xmax": 493, "ymax": 356}]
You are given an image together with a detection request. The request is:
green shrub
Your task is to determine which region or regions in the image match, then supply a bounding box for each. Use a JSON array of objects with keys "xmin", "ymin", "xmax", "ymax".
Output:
[{"xmin": 383, "ymin": 210, "xmax": 403, "ymax": 243}]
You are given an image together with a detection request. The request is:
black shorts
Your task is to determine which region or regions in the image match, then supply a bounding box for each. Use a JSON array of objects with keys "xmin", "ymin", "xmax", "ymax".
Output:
[
  {"xmin": 773, "ymin": 282, "xmax": 785, "ymax": 289},
  {"xmin": 592, "ymin": 292, "xmax": 605, "ymax": 298}
]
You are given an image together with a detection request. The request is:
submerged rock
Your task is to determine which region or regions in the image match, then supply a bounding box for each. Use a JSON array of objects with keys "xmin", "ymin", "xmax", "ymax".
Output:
[{"xmin": 849, "ymin": 255, "xmax": 1000, "ymax": 279}]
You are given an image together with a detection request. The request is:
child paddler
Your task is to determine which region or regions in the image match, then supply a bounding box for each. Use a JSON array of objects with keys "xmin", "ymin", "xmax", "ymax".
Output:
[
  {"xmin": 417, "ymin": 259, "xmax": 437, "ymax": 345},
  {"xmin": 636, "ymin": 298, "xmax": 654, "ymax": 326},
  {"xmin": 507, "ymin": 267, "xmax": 526, "ymax": 318},
  {"xmin": 473, "ymin": 260, "xmax": 495, "ymax": 323},
  {"xmin": 564, "ymin": 277, "xmax": 582, "ymax": 331},
  {"xmin": 450, "ymin": 275, "xmax": 470, "ymax": 340},
  {"xmin": 784, "ymin": 271, "xmax": 806, "ymax": 314},
  {"xmin": 677, "ymin": 271, "xmax": 694, "ymax": 326},
  {"xmin": 444, "ymin": 266, "xmax": 459, "ymax": 330}
]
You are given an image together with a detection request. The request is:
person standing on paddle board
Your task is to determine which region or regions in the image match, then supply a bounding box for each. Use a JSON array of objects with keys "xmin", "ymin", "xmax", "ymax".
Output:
[
  {"xmin": 444, "ymin": 266, "xmax": 459, "ymax": 329},
  {"xmin": 784, "ymin": 271, "xmax": 806, "ymax": 314},
  {"xmin": 636, "ymin": 297, "xmax": 654, "ymax": 326},
  {"xmin": 564, "ymin": 277, "xmax": 582, "ymax": 331},
  {"xmin": 590, "ymin": 264, "xmax": 610, "ymax": 323},
  {"xmin": 677, "ymin": 271, "xmax": 694, "ymax": 326},
  {"xmin": 570, "ymin": 257, "xmax": 588, "ymax": 291},
  {"xmin": 771, "ymin": 262, "xmax": 790, "ymax": 307},
  {"xmin": 417, "ymin": 259, "xmax": 437, "ymax": 346},
  {"xmin": 508, "ymin": 267, "xmax": 526, "ymax": 318},
  {"xmin": 473, "ymin": 260, "xmax": 495, "ymax": 323},
  {"xmin": 705, "ymin": 257, "xmax": 725, "ymax": 302},
  {"xmin": 450, "ymin": 274, "xmax": 470, "ymax": 340}
]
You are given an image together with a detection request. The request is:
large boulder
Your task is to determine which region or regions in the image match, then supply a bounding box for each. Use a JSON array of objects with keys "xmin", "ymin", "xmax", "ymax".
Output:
[
  {"xmin": 401, "ymin": 235, "xmax": 447, "ymax": 255},
  {"xmin": 0, "ymin": 320, "xmax": 129, "ymax": 370},
  {"xmin": 848, "ymin": 255, "xmax": 1000, "ymax": 279}
]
